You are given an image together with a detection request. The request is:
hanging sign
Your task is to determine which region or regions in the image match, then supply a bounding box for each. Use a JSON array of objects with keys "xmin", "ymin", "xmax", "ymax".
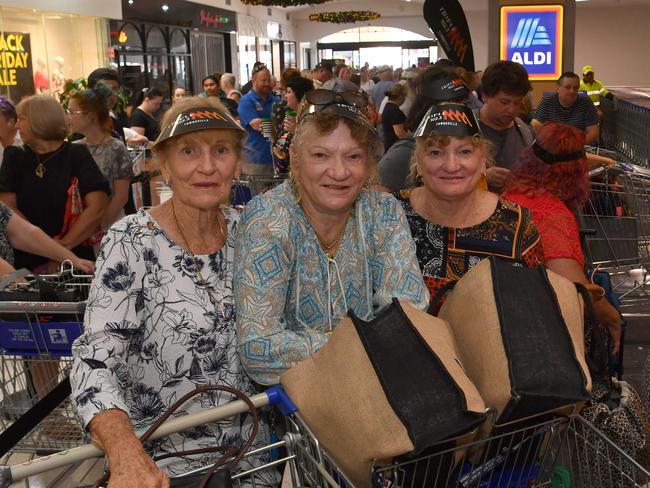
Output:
[
  {"xmin": 500, "ymin": 5, "xmax": 563, "ymax": 81},
  {"xmin": 0, "ymin": 32, "xmax": 34, "ymax": 100}
]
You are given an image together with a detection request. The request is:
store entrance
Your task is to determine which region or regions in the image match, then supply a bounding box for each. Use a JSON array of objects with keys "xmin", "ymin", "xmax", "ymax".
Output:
[{"xmin": 318, "ymin": 40, "xmax": 437, "ymax": 69}]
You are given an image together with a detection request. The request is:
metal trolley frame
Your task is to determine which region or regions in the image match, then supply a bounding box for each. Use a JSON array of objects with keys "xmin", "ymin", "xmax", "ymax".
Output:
[
  {"xmin": 0, "ymin": 266, "xmax": 92, "ymax": 455},
  {"xmin": 3, "ymin": 389, "xmax": 650, "ymax": 488},
  {"xmin": 579, "ymin": 158, "xmax": 650, "ymax": 317}
]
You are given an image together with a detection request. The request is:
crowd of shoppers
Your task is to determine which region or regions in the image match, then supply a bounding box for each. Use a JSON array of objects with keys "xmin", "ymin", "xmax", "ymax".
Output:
[{"xmin": 0, "ymin": 55, "xmax": 633, "ymax": 487}]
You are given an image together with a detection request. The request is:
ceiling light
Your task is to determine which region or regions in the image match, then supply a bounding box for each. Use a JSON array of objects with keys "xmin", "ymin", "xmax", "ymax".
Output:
[{"xmin": 162, "ymin": 4, "xmax": 169, "ymax": 11}]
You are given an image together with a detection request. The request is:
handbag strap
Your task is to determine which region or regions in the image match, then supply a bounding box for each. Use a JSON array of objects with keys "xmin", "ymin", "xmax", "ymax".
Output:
[{"xmin": 426, "ymin": 280, "xmax": 457, "ymax": 316}]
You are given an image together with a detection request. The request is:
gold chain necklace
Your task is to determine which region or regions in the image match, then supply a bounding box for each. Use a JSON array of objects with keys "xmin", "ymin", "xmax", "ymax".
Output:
[
  {"xmin": 34, "ymin": 143, "xmax": 66, "ymax": 178},
  {"xmin": 301, "ymin": 204, "xmax": 351, "ymax": 259},
  {"xmin": 170, "ymin": 199, "xmax": 227, "ymax": 313}
]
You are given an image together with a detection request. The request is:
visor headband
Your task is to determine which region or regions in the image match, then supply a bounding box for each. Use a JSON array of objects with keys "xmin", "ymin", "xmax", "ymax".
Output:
[{"xmin": 532, "ymin": 141, "xmax": 586, "ymax": 164}]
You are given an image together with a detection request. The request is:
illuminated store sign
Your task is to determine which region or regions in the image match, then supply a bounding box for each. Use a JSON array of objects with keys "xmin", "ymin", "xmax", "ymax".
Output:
[{"xmin": 500, "ymin": 5, "xmax": 563, "ymax": 80}]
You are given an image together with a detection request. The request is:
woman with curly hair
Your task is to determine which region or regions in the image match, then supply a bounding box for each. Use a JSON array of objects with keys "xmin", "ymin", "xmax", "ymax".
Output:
[
  {"xmin": 394, "ymin": 102, "xmax": 543, "ymax": 306},
  {"xmin": 504, "ymin": 121, "xmax": 621, "ymax": 352}
]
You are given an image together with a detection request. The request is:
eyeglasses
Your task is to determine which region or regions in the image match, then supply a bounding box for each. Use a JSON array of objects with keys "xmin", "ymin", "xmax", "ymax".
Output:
[
  {"xmin": 66, "ymin": 109, "xmax": 86, "ymax": 116},
  {"xmin": 304, "ymin": 89, "xmax": 368, "ymax": 108},
  {"xmin": 252, "ymin": 63, "xmax": 268, "ymax": 75}
]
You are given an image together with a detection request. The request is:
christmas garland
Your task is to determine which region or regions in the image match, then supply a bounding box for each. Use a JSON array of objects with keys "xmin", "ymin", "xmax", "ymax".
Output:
[
  {"xmin": 308, "ymin": 10, "xmax": 381, "ymax": 23},
  {"xmin": 241, "ymin": 0, "xmax": 332, "ymax": 6}
]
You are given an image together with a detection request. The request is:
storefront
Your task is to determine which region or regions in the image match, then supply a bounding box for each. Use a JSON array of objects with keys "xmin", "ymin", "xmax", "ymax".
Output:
[
  {"xmin": 237, "ymin": 16, "xmax": 297, "ymax": 86},
  {"xmin": 0, "ymin": 5, "xmax": 109, "ymax": 102},
  {"xmin": 110, "ymin": 0, "xmax": 237, "ymax": 103}
]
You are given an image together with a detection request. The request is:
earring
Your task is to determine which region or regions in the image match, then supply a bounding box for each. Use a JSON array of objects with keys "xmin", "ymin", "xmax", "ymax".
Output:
[
  {"xmin": 477, "ymin": 171, "xmax": 488, "ymax": 191},
  {"xmin": 164, "ymin": 178, "xmax": 172, "ymax": 188}
]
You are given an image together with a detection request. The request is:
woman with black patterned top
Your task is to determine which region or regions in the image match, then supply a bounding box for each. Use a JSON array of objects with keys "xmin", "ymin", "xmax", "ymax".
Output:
[{"xmin": 394, "ymin": 103, "xmax": 544, "ymax": 305}]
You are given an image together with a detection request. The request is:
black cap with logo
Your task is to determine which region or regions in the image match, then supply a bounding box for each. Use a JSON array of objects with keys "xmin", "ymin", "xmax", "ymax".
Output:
[
  {"xmin": 414, "ymin": 103, "xmax": 480, "ymax": 138},
  {"xmin": 151, "ymin": 105, "xmax": 245, "ymax": 148}
]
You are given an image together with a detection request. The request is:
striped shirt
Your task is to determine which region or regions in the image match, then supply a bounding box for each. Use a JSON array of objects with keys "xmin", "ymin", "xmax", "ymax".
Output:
[{"xmin": 534, "ymin": 94, "xmax": 599, "ymax": 132}]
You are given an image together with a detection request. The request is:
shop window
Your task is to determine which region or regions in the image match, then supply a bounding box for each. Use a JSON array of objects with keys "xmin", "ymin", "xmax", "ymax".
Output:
[
  {"xmin": 146, "ymin": 26, "xmax": 167, "ymax": 54},
  {"xmin": 169, "ymin": 29, "xmax": 190, "ymax": 92},
  {"xmin": 283, "ymin": 41, "xmax": 296, "ymax": 69},
  {"xmin": 117, "ymin": 22, "xmax": 144, "ymax": 53},
  {"xmin": 238, "ymin": 34, "xmax": 257, "ymax": 87},
  {"xmin": 0, "ymin": 6, "xmax": 106, "ymax": 101},
  {"xmin": 258, "ymin": 37, "xmax": 272, "ymax": 73}
]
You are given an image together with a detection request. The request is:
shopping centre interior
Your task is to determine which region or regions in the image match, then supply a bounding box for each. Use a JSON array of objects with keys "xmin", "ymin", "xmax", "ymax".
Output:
[{"xmin": 0, "ymin": 0, "xmax": 649, "ymax": 486}]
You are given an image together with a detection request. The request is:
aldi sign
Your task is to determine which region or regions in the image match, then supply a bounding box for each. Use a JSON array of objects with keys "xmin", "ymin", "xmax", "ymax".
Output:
[{"xmin": 500, "ymin": 5, "xmax": 563, "ymax": 81}]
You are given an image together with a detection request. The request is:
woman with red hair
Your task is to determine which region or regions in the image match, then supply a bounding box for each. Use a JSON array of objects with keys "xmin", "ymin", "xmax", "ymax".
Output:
[{"xmin": 504, "ymin": 121, "xmax": 621, "ymax": 352}]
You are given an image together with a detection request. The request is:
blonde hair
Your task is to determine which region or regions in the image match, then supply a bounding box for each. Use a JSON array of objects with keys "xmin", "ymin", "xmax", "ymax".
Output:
[
  {"xmin": 409, "ymin": 134, "xmax": 495, "ymax": 186},
  {"xmin": 289, "ymin": 111, "xmax": 381, "ymax": 201},
  {"xmin": 16, "ymin": 95, "xmax": 68, "ymax": 141}
]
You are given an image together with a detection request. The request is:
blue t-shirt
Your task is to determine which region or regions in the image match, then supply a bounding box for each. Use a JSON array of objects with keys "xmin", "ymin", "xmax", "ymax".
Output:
[{"xmin": 237, "ymin": 90, "xmax": 279, "ymax": 165}]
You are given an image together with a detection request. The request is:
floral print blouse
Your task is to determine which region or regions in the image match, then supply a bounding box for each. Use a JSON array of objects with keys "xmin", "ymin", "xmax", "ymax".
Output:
[
  {"xmin": 0, "ymin": 202, "xmax": 13, "ymax": 264},
  {"xmin": 234, "ymin": 180, "xmax": 429, "ymax": 386},
  {"xmin": 70, "ymin": 208, "xmax": 277, "ymax": 483}
]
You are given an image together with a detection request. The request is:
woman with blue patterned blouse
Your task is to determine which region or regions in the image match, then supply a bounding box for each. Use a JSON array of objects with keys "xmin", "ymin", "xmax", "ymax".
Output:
[
  {"xmin": 234, "ymin": 89, "xmax": 429, "ymax": 386},
  {"xmin": 71, "ymin": 97, "xmax": 278, "ymax": 487}
]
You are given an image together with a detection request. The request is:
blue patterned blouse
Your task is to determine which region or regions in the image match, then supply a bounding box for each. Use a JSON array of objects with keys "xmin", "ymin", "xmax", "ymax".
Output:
[{"xmin": 234, "ymin": 180, "xmax": 429, "ymax": 385}]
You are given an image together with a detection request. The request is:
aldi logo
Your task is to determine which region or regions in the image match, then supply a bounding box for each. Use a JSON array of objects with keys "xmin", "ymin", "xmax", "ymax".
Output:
[{"xmin": 500, "ymin": 5, "xmax": 563, "ymax": 81}]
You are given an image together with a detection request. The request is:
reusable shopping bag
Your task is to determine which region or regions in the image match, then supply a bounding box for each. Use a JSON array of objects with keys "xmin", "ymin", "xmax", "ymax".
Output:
[
  {"xmin": 281, "ymin": 299, "xmax": 486, "ymax": 487},
  {"xmin": 437, "ymin": 256, "xmax": 592, "ymax": 425}
]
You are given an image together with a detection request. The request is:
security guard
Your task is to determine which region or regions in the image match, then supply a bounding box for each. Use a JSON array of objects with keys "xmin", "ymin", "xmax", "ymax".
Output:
[{"xmin": 580, "ymin": 65, "xmax": 614, "ymax": 107}]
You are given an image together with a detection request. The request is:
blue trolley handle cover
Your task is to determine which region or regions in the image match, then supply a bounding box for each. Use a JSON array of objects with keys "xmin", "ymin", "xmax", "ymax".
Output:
[{"xmin": 266, "ymin": 385, "xmax": 298, "ymax": 415}]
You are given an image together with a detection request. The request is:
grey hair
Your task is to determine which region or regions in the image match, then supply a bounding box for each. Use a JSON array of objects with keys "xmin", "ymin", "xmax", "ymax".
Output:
[{"xmin": 220, "ymin": 73, "xmax": 236, "ymax": 88}]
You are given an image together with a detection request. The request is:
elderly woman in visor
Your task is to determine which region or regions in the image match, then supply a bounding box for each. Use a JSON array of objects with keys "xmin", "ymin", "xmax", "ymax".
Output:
[
  {"xmin": 234, "ymin": 89, "xmax": 429, "ymax": 386},
  {"xmin": 71, "ymin": 97, "xmax": 278, "ymax": 488},
  {"xmin": 394, "ymin": 103, "xmax": 543, "ymax": 304}
]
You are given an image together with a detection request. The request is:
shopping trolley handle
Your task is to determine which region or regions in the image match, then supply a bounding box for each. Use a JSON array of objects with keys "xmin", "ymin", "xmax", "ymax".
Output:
[{"xmin": 266, "ymin": 385, "xmax": 297, "ymax": 415}]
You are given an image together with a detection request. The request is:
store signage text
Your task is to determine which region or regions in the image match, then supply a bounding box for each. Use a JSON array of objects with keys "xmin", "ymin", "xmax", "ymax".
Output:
[
  {"xmin": 199, "ymin": 9, "xmax": 230, "ymax": 28},
  {"xmin": 500, "ymin": 5, "xmax": 563, "ymax": 81},
  {"xmin": 0, "ymin": 33, "xmax": 30, "ymax": 86}
]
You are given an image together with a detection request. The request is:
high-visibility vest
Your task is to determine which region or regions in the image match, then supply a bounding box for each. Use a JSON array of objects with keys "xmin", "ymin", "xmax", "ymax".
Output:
[{"xmin": 580, "ymin": 79, "xmax": 610, "ymax": 106}]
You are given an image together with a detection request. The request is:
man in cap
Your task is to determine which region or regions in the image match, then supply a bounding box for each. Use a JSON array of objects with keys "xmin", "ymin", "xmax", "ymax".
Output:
[
  {"xmin": 312, "ymin": 60, "xmax": 334, "ymax": 88},
  {"xmin": 580, "ymin": 65, "xmax": 614, "ymax": 109},
  {"xmin": 237, "ymin": 64, "xmax": 280, "ymax": 172},
  {"xmin": 476, "ymin": 61, "xmax": 536, "ymax": 192}
]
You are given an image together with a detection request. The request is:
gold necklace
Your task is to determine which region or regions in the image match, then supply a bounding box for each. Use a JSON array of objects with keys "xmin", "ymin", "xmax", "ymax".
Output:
[
  {"xmin": 34, "ymin": 143, "xmax": 66, "ymax": 178},
  {"xmin": 170, "ymin": 199, "xmax": 227, "ymax": 313},
  {"xmin": 301, "ymin": 205, "xmax": 351, "ymax": 259}
]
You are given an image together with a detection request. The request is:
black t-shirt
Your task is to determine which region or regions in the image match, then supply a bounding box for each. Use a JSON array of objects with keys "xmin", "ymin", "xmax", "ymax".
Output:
[
  {"xmin": 381, "ymin": 102, "xmax": 406, "ymax": 151},
  {"xmin": 0, "ymin": 143, "xmax": 110, "ymax": 270},
  {"xmin": 129, "ymin": 108, "xmax": 160, "ymax": 141}
]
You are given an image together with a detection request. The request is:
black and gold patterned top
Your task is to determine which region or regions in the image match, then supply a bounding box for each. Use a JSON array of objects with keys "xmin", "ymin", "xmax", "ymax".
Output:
[{"xmin": 394, "ymin": 190, "xmax": 544, "ymax": 303}]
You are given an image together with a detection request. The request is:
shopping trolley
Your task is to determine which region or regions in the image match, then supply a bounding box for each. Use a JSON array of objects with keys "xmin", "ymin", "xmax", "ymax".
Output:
[
  {"xmin": 0, "ymin": 386, "xmax": 350, "ymax": 488},
  {"xmin": 579, "ymin": 160, "xmax": 650, "ymax": 317},
  {"xmin": 3, "ymin": 386, "xmax": 650, "ymax": 488},
  {"xmin": 0, "ymin": 264, "xmax": 91, "ymax": 455},
  {"xmin": 232, "ymin": 174, "xmax": 288, "ymax": 206}
]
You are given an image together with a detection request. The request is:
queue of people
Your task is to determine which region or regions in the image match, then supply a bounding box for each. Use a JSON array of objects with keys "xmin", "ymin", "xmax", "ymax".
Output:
[{"xmin": 0, "ymin": 57, "xmax": 630, "ymax": 487}]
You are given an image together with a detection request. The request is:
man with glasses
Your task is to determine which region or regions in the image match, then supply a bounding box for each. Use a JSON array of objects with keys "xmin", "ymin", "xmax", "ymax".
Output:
[{"xmin": 238, "ymin": 64, "xmax": 280, "ymax": 173}]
